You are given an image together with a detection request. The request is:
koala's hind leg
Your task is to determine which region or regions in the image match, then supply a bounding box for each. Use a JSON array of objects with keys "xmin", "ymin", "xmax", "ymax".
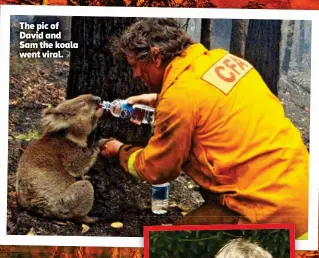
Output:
[{"xmin": 51, "ymin": 180, "xmax": 97, "ymax": 224}]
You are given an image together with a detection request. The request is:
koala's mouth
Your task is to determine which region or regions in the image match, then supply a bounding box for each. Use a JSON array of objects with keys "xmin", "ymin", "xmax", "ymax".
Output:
[{"xmin": 95, "ymin": 106, "xmax": 104, "ymax": 118}]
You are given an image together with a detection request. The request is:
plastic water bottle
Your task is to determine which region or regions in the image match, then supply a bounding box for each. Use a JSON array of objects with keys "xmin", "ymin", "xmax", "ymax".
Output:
[
  {"xmin": 102, "ymin": 99, "xmax": 155, "ymax": 125},
  {"xmin": 151, "ymin": 183, "xmax": 169, "ymax": 215},
  {"xmin": 103, "ymin": 99, "xmax": 169, "ymax": 214}
]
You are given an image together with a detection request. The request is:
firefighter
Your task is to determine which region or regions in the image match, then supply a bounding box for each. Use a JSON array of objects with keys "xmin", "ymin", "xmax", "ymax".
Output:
[{"xmin": 101, "ymin": 18, "xmax": 309, "ymax": 239}]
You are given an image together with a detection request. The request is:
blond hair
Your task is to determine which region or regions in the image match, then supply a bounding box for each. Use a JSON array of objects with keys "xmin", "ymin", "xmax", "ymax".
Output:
[{"xmin": 215, "ymin": 238, "xmax": 273, "ymax": 258}]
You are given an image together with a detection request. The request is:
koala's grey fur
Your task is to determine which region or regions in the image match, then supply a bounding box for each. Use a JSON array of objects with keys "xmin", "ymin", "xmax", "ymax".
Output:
[{"xmin": 16, "ymin": 94, "xmax": 108, "ymax": 224}]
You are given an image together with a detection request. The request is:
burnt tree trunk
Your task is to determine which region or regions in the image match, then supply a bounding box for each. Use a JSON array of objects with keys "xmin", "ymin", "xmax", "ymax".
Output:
[
  {"xmin": 229, "ymin": 19, "xmax": 249, "ymax": 58},
  {"xmin": 67, "ymin": 17, "xmax": 151, "ymax": 145},
  {"xmin": 297, "ymin": 20, "xmax": 305, "ymax": 64},
  {"xmin": 59, "ymin": 16, "xmax": 72, "ymax": 42},
  {"xmin": 282, "ymin": 20, "xmax": 295, "ymax": 75},
  {"xmin": 66, "ymin": 17, "xmax": 164, "ymax": 228},
  {"xmin": 245, "ymin": 20, "xmax": 281, "ymax": 96},
  {"xmin": 183, "ymin": 18, "xmax": 191, "ymax": 31},
  {"xmin": 200, "ymin": 19, "xmax": 212, "ymax": 49}
]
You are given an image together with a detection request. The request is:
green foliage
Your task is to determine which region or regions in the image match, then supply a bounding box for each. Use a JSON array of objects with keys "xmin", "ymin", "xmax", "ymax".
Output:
[
  {"xmin": 149, "ymin": 229, "xmax": 289, "ymax": 258},
  {"xmin": 15, "ymin": 129, "xmax": 41, "ymax": 141}
]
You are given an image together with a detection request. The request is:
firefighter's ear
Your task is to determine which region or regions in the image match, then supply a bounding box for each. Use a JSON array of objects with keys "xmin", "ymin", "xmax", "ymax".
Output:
[{"xmin": 151, "ymin": 47, "xmax": 162, "ymax": 68}]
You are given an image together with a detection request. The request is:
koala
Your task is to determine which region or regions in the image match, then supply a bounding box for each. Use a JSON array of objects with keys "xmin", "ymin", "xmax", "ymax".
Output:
[{"xmin": 16, "ymin": 94, "xmax": 108, "ymax": 224}]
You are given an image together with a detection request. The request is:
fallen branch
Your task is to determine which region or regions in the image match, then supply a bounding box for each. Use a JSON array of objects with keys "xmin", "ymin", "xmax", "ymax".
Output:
[{"xmin": 9, "ymin": 75, "xmax": 21, "ymax": 84}]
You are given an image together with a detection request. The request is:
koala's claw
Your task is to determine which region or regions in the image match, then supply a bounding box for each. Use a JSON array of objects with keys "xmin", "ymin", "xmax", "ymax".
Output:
[
  {"xmin": 81, "ymin": 175, "xmax": 91, "ymax": 180},
  {"xmin": 98, "ymin": 138, "xmax": 113, "ymax": 148}
]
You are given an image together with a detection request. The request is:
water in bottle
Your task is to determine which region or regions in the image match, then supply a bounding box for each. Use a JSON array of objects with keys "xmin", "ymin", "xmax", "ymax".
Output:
[
  {"xmin": 131, "ymin": 104, "xmax": 155, "ymax": 125},
  {"xmin": 151, "ymin": 183, "xmax": 169, "ymax": 215}
]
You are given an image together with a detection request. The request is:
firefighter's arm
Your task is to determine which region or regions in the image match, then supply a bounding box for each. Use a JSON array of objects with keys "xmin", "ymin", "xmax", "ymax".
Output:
[
  {"xmin": 126, "ymin": 93, "xmax": 158, "ymax": 107},
  {"xmin": 119, "ymin": 94, "xmax": 196, "ymax": 184}
]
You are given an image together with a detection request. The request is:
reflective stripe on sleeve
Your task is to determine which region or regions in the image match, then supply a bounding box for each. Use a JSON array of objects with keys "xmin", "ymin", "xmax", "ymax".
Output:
[{"xmin": 128, "ymin": 149, "xmax": 143, "ymax": 179}]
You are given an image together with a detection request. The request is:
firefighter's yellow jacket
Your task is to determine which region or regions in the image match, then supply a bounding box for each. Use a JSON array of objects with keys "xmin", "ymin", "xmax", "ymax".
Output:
[{"xmin": 119, "ymin": 43, "xmax": 309, "ymax": 238}]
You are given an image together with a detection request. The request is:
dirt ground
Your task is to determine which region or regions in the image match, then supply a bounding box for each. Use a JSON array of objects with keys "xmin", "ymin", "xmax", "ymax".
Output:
[
  {"xmin": 7, "ymin": 51, "xmax": 310, "ymax": 238},
  {"xmin": 7, "ymin": 55, "xmax": 204, "ymax": 237}
]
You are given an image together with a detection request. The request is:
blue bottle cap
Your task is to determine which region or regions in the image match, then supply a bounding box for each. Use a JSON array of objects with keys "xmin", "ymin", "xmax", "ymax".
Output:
[{"xmin": 102, "ymin": 101, "xmax": 111, "ymax": 111}]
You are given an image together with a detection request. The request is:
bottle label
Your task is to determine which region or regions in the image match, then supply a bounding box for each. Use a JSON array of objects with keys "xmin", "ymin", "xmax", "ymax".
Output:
[
  {"xmin": 119, "ymin": 103, "xmax": 134, "ymax": 119},
  {"xmin": 152, "ymin": 185, "xmax": 169, "ymax": 200}
]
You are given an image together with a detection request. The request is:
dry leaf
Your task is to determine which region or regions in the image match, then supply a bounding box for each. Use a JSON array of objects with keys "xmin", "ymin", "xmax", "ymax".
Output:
[
  {"xmin": 169, "ymin": 201, "xmax": 177, "ymax": 207},
  {"xmin": 187, "ymin": 182, "xmax": 199, "ymax": 190},
  {"xmin": 110, "ymin": 222, "xmax": 124, "ymax": 229},
  {"xmin": 53, "ymin": 221, "xmax": 68, "ymax": 226},
  {"xmin": 81, "ymin": 224, "xmax": 90, "ymax": 233},
  {"xmin": 27, "ymin": 227, "xmax": 36, "ymax": 235}
]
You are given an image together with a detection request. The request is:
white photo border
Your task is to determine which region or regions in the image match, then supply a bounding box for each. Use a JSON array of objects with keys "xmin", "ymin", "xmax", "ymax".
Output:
[{"xmin": 0, "ymin": 4, "xmax": 318, "ymax": 251}]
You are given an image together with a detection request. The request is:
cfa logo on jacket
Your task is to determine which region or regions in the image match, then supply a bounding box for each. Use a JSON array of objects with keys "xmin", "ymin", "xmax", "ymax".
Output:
[{"xmin": 201, "ymin": 53, "xmax": 253, "ymax": 95}]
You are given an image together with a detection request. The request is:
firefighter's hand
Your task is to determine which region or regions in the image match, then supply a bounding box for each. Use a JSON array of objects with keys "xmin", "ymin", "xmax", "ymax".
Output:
[
  {"xmin": 126, "ymin": 93, "xmax": 158, "ymax": 107},
  {"xmin": 100, "ymin": 139, "xmax": 124, "ymax": 158}
]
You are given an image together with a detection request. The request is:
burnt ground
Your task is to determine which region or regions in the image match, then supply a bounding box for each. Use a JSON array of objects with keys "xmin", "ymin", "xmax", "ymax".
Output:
[
  {"xmin": 7, "ymin": 53, "xmax": 310, "ymax": 238},
  {"xmin": 7, "ymin": 54, "xmax": 203, "ymax": 237}
]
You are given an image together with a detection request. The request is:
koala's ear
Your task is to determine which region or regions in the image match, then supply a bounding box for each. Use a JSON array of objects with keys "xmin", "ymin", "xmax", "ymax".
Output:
[
  {"xmin": 42, "ymin": 106, "xmax": 57, "ymax": 116},
  {"xmin": 42, "ymin": 107, "xmax": 70, "ymax": 133}
]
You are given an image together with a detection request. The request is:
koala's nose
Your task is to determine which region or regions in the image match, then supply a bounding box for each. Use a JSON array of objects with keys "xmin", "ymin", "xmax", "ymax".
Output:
[{"xmin": 92, "ymin": 96, "xmax": 101, "ymax": 104}]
